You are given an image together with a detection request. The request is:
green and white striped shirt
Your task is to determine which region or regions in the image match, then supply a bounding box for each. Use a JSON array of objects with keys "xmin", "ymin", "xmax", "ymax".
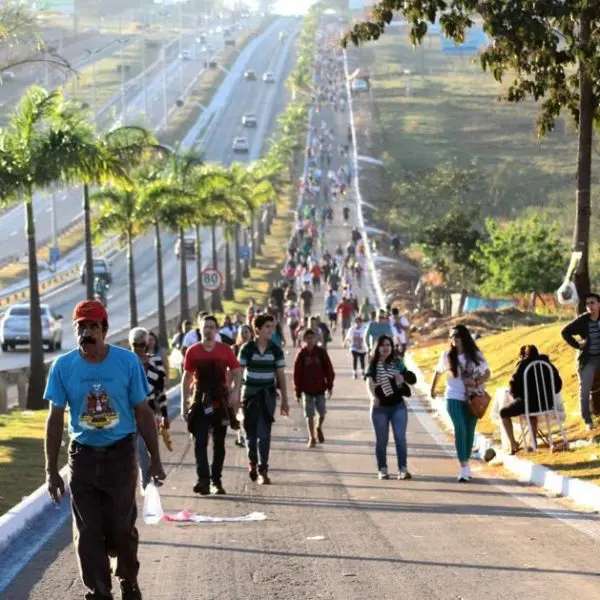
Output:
[{"xmin": 238, "ymin": 340, "xmax": 285, "ymax": 398}]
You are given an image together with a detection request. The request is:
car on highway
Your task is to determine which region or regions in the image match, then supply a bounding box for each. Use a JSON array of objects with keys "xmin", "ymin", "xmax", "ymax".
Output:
[
  {"xmin": 242, "ymin": 113, "xmax": 257, "ymax": 127},
  {"xmin": 2, "ymin": 71, "xmax": 16, "ymax": 82},
  {"xmin": 196, "ymin": 34, "xmax": 207, "ymax": 44},
  {"xmin": 174, "ymin": 236, "xmax": 196, "ymax": 259},
  {"xmin": 232, "ymin": 137, "xmax": 249, "ymax": 153},
  {"xmin": 262, "ymin": 71, "xmax": 275, "ymax": 83},
  {"xmin": 80, "ymin": 257, "xmax": 112, "ymax": 286},
  {"xmin": 179, "ymin": 50, "xmax": 192, "ymax": 60},
  {"xmin": 225, "ymin": 38, "xmax": 235, "ymax": 47},
  {"xmin": 244, "ymin": 69, "xmax": 257, "ymax": 80},
  {"xmin": 0, "ymin": 303, "xmax": 63, "ymax": 352}
]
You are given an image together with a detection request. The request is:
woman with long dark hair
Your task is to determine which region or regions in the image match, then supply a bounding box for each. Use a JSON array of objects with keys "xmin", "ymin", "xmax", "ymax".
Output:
[
  {"xmin": 430, "ymin": 324, "xmax": 490, "ymax": 482},
  {"xmin": 365, "ymin": 335, "xmax": 416, "ymax": 480}
]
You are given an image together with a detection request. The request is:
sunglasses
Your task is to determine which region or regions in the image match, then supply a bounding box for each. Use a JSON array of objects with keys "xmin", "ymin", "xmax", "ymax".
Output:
[{"xmin": 133, "ymin": 342, "xmax": 148, "ymax": 349}]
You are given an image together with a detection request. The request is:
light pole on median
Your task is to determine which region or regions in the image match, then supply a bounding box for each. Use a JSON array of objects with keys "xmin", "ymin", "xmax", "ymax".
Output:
[
  {"xmin": 162, "ymin": 46, "xmax": 168, "ymax": 126},
  {"xmin": 50, "ymin": 189, "xmax": 58, "ymax": 269},
  {"xmin": 178, "ymin": 0, "xmax": 184, "ymax": 94}
]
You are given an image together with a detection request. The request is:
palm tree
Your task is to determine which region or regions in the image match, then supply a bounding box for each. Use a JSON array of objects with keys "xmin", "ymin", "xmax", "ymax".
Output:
[
  {"xmin": 162, "ymin": 149, "xmax": 204, "ymax": 320},
  {"xmin": 81, "ymin": 126, "xmax": 160, "ymax": 300},
  {"xmin": 136, "ymin": 173, "xmax": 193, "ymax": 347},
  {"xmin": 92, "ymin": 186, "xmax": 143, "ymax": 328},
  {"xmin": 0, "ymin": 87, "xmax": 111, "ymax": 410}
]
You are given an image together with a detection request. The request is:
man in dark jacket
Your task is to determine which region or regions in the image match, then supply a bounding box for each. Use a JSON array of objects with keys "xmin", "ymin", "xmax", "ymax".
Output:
[
  {"xmin": 293, "ymin": 329, "xmax": 335, "ymax": 447},
  {"xmin": 561, "ymin": 292, "xmax": 600, "ymax": 430}
]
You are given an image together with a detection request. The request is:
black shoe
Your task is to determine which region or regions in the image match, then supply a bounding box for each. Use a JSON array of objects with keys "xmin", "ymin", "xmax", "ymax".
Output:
[
  {"xmin": 193, "ymin": 481, "xmax": 211, "ymax": 495},
  {"xmin": 211, "ymin": 482, "xmax": 226, "ymax": 495},
  {"xmin": 248, "ymin": 463, "xmax": 258, "ymax": 482},
  {"xmin": 397, "ymin": 471, "xmax": 412, "ymax": 480},
  {"xmin": 120, "ymin": 580, "xmax": 142, "ymax": 600}
]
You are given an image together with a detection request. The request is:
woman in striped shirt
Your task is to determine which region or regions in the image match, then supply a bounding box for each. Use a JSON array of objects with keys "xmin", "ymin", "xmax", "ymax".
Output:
[{"xmin": 365, "ymin": 335, "xmax": 416, "ymax": 481}]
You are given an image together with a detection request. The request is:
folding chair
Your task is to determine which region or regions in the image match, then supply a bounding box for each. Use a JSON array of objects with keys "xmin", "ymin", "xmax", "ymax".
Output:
[{"xmin": 519, "ymin": 360, "xmax": 568, "ymax": 452}]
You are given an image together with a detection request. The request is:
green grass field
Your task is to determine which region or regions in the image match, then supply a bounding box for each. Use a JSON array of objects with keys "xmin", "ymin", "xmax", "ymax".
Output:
[{"xmin": 350, "ymin": 27, "xmax": 600, "ymax": 242}]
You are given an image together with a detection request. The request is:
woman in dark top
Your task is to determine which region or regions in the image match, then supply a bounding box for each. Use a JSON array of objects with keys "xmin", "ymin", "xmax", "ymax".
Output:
[
  {"xmin": 501, "ymin": 345, "xmax": 562, "ymax": 454},
  {"xmin": 365, "ymin": 335, "xmax": 416, "ymax": 480}
]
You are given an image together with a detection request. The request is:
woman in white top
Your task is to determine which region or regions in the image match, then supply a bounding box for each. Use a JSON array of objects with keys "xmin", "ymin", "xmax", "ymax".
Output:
[
  {"xmin": 344, "ymin": 315, "xmax": 367, "ymax": 379},
  {"xmin": 430, "ymin": 324, "xmax": 490, "ymax": 482}
]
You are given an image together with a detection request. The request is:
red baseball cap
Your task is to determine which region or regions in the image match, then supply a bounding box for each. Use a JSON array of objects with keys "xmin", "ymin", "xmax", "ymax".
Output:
[{"xmin": 72, "ymin": 300, "xmax": 108, "ymax": 324}]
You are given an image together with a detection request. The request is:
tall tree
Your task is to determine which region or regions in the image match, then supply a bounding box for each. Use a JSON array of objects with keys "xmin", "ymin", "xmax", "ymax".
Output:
[
  {"xmin": 344, "ymin": 0, "xmax": 600, "ymax": 311},
  {"xmin": 0, "ymin": 87, "xmax": 108, "ymax": 410},
  {"xmin": 81, "ymin": 126, "xmax": 160, "ymax": 300},
  {"xmin": 92, "ymin": 187, "xmax": 144, "ymax": 328}
]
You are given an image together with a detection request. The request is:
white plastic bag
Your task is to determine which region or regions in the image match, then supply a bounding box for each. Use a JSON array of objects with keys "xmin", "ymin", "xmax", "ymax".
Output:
[{"xmin": 143, "ymin": 482, "xmax": 164, "ymax": 525}]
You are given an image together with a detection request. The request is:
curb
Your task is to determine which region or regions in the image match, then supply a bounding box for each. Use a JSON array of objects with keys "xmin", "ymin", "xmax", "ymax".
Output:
[
  {"xmin": 343, "ymin": 49, "xmax": 600, "ymax": 515},
  {"xmin": 404, "ymin": 352, "xmax": 600, "ymax": 513},
  {"xmin": 0, "ymin": 386, "xmax": 181, "ymax": 552}
]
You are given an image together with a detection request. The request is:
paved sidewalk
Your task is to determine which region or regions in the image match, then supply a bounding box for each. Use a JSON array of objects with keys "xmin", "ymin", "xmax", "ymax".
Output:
[{"xmin": 4, "ymin": 71, "xmax": 600, "ymax": 600}]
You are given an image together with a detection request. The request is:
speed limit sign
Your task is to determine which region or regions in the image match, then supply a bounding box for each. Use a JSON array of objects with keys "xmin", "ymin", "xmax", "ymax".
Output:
[{"xmin": 201, "ymin": 267, "xmax": 223, "ymax": 291}]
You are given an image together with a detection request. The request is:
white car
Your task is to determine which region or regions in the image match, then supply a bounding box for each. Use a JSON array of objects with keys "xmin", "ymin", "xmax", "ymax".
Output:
[
  {"xmin": 242, "ymin": 113, "xmax": 257, "ymax": 127},
  {"xmin": 232, "ymin": 137, "xmax": 249, "ymax": 153},
  {"xmin": 0, "ymin": 303, "xmax": 63, "ymax": 352},
  {"xmin": 262, "ymin": 71, "xmax": 275, "ymax": 83},
  {"xmin": 179, "ymin": 50, "xmax": 192, "ymax": 60}
]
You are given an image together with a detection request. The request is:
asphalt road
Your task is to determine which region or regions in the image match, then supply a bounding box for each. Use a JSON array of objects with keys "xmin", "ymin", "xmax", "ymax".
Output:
[
  {"xmin": 0, "ymin": 21, "xmax": 246, "ymax": 264},
  {"xmin": 2, "ymin": 98, "xmax": 600, "ymax": 598},
  {"xmin": 0, "ymin": 17, "xmax": 298, "ymax": 373}
]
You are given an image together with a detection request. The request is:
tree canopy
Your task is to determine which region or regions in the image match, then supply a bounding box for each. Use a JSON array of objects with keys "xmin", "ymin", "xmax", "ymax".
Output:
[{"xmin": 474, "ymin": 217, "xmax": 567, "ymax": 296}]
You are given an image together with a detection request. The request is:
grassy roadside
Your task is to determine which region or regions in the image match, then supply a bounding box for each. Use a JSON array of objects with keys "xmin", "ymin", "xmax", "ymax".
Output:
[{"xmin": 411, "ymin": 322, "xmax": 600, "ymax": 483}]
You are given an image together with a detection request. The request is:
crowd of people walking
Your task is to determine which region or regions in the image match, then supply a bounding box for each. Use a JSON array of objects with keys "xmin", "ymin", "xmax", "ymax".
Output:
[{"xmin": 39, "ymin": 22, "xmax": 600, "ymax": 600}]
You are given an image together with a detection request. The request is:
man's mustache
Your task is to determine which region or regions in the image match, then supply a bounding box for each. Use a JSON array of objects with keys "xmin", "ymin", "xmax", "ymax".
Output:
[{"xmin": 79, "ymin": 335, "xmax": 96, "ymax": 345}]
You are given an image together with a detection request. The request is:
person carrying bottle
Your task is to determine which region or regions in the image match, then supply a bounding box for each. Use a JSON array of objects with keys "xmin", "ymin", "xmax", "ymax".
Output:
[{"xmin": 44, "ymin": 300, "xmax": 165, "ymax": 600}]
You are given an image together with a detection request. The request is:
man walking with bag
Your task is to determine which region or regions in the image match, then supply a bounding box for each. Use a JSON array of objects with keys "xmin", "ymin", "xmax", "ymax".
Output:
[
  {"xmin": 293, "ymin": 329, "xmax": 335, "ymax": 447},
  {"xmin": 181, "ymin": 315, "xmax": 242, "ymax": 495},
  {"xmin": 44, "ymin": 300, "xmax": 166, "ymax": 600},
  {"xmin": 238, "ymin": 314, "xmax": 289, "ymax": 484}
]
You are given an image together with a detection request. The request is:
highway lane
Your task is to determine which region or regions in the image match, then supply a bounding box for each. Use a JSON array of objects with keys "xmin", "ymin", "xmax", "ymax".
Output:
[
  {"xmin": 0, "ymin": 17, "xmax": 298, "ymax": 373},
  {"xmin": 0, "ymin": 23, "xmax": 242, "ymax": 264}
]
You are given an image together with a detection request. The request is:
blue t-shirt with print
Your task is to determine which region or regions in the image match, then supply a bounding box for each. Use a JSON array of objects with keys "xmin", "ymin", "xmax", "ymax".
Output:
[{"xmin": 44, "ymin": 345, "xmax": 150, "ymax": 447}]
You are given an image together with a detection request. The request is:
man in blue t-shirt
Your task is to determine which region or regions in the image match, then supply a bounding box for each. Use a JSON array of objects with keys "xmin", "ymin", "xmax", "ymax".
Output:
[{"xmin": 44, "ymin": 300, "xmax": 166, "ymax": 600}]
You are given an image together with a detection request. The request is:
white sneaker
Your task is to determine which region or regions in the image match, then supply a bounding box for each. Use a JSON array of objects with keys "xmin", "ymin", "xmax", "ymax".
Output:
[
  {"xmin": 352, "ymin": 370, "xmax": 357, "ymax": 379},
  {"xmin": 378, "ymin": 468, "xmax": 389, "ymax": 480},
  {"xmin": 464, "ymin": 464, "xmax": 472, "ymax": 480},
  {"xmin": 457, "ymin": 467, "xmax": 469, "ymax": 483}
]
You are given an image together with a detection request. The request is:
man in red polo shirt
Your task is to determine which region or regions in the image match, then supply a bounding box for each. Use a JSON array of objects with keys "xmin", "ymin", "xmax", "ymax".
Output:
[
  {"xmin": 181, "ymin": 315, "xmax": 242, "ymax": 495},
  {"xmin": 293, "ymin": 329, "xmax": 335, "ymax": 447}
]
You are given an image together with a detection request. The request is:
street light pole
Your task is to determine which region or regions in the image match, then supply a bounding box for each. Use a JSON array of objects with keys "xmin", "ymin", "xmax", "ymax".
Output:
[
  {"xmin": 119, "ymin": 18, "xmax": 126, "ymax": 124},
  {"xmin": 162, "ymin": 46, "xmax": 168, "ymax": 126},
  {"xmin": 51, "ymin": 190, "xmax": 58, "ymax": 266},
  {"xmin": 179, "ymin": 0, "xmax": 184, "ymax": 94},
  {"xmin": 142, "ymin": 33, "xmax": 148, "ymax": 116}
]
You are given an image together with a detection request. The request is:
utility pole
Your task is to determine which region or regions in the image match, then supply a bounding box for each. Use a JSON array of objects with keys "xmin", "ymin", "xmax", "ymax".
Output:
[
  {"xmin": 162, "ymin": 46, "xmax": 169, "ymax": 126},
  {"xmin": 142, "ymin": 33, "xmax": 148, "ymax": 116},
  {"xmin": 119, "ymin": 17, "xmax": 127, "ymax": 124},
  {"xmin": 179, "ymin": 0, "xmax": 184, "ymax": 94}
]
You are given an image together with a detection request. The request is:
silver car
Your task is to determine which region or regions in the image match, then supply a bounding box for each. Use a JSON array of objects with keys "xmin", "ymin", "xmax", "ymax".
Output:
[
  {"xmin": 0, "ymin": 303, "xmax": 63, "ymax": 352},
  {"xmin": 232, "ymin": 137, "xmax": 249, "ymax": 153}
]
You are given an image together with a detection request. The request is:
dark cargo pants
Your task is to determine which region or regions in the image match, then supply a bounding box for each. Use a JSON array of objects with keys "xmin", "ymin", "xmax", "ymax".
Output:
[{"xmin": 69, "ymin": 434, "xmax": 140, "ymax": 600}]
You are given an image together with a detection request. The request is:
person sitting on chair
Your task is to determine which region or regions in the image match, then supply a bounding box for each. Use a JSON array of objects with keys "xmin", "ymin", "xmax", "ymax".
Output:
[{"xmin": 500, "ymin": 345, "xmax": 562, "ymax": 454}]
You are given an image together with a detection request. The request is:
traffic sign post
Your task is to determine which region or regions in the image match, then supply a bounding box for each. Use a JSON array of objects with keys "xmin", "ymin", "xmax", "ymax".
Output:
[
  {"xmin": 201, "ymin": 267, "xmax": 223, "ymax": 291},
  {"xmin": 239, "ymin": 245, "xmax": 251, "ymax": 261}
]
